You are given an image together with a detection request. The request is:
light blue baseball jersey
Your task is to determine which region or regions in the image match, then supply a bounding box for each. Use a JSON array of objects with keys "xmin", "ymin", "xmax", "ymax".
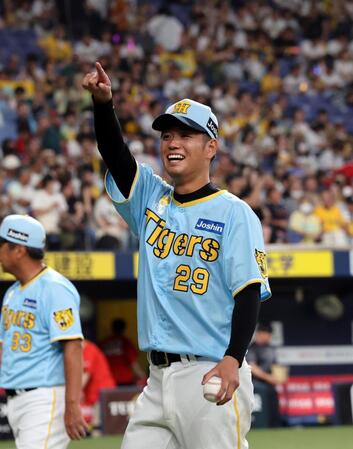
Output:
[
  {"xmin": 106, "ymin": 164, "xmax": 271, "ymax": 361},
  {"xmin": 0, "ymin": 267, "xmax": 83, "ymax": 388}
]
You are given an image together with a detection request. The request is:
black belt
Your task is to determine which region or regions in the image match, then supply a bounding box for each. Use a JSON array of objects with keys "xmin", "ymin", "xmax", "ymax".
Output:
[
  {"xmin": 150, "ymin": 351, "xmax": 200, "ymax": 367},
  {"xmin": 5, "ymin": 388, "xmax": 38, "ymax": 398}
]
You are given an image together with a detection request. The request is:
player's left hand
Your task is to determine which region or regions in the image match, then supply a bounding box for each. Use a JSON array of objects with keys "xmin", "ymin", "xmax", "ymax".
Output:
[
  {"xmin": 64, "ymin": 402, "xmax": 89, "ymax": 440},
  {"xmin": 202, "ymin": 356, "xmax": 240, "ymax": 406}
]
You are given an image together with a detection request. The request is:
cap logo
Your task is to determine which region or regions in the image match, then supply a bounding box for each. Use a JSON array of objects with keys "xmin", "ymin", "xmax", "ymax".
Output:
[
  {"xmin": 207, "ymin": 118, "xmax": 218, "ymax": 138},
  {"xmin": 172, "ymin": 101, "xmax": 191, "ymax": 115},
  {"xmin": 7, "ymin": 228, "xmax": 29, "ymax": 243}
]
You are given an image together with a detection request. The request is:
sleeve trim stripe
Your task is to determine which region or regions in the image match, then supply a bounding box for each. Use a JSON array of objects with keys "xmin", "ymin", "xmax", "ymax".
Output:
[
  {"xmin": 232, "ymin": 279, "xmax": 272, "ymax": 301},
  {"xmin": 50, "ymin": 335, "xmax": 84, "ymax": 343},
  {"xmin": 104, "ymin": 163, "xmax": 140, "ymax": 205}
]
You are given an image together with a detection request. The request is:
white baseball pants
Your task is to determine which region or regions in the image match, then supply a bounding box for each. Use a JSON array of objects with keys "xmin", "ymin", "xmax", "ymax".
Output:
[
  {"xmin": 6, "ymin": 386, "xmax": 70, "ymax": 449},
  {"xmin": 122, "ymin": 358, "xmax": 254, "ymax": 449}
]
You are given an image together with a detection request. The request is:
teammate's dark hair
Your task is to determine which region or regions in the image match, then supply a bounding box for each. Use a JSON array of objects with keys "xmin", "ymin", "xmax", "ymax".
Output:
[
  {"xmin": 6, "ymin": 242, "xmax": 44, "ymax": 260},
  {"xmin": 26, "ymin": 247, "xmax": 45, "ymax": 260}
]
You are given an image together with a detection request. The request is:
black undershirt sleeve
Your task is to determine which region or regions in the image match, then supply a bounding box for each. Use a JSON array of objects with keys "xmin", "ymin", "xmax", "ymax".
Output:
[
  {"xmin": 93, "ymin": 99, "xmax": 137, "ymax": 199},
  {"xmin": 224, "ymin": 283, "xmax": 261, "ymax": 367}
]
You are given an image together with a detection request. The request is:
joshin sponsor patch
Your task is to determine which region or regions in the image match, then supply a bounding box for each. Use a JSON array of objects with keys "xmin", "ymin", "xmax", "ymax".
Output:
[
  {"xmin": 23, "ymin": 298, "xmax": 37, "ymax": 309},
  {"xmin": 195, "ymin": 218, "xmax": 225, "ymax": 235}
]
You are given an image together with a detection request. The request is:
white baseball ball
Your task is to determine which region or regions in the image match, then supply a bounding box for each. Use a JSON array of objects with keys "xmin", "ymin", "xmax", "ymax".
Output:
[{"xmin": 203, "ymin": 376, "xmax": 225, "ymax": 403}]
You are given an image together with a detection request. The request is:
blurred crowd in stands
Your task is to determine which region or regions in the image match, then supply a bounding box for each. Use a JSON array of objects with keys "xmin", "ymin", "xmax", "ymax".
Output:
[{"xmin": 1, "ymin": 0, "xmax": 353, "ymax": 249}]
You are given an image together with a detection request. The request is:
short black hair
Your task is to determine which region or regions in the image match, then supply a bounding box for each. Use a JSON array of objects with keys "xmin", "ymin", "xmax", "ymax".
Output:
[
  {"xmin": 112, "ymin": 318, "xmax": 126, "ymax": 335},
  {"xmin": 0, "ymin": 237, "xmax": 7, "ymax": 246},
  {"xmin": 257, "ymin": 323, "xmax": 272, "ymax": 333},
  {"xmin": 2, "ymin": 240, "xmax": 44, "ymax": 260},
  {"xmin": 26, "ymin": 247, "xmax": 45, "ymax": 260},
  {"xmin": 42, "ymin": 174, "xmax": 55, "ymax": 187},
  {"xmin": 14, "ymin": 86, "xmax": 25, "ymax": 96}
]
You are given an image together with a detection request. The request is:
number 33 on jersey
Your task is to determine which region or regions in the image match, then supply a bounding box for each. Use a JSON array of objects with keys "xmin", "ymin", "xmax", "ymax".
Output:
[{"xmin": 0, "ymin": 268, "xmax": 82, "ymax": 389}]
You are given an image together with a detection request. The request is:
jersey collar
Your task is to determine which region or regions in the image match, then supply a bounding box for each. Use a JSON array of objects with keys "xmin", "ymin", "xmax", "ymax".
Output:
[
  {"xmin": 20, "ymin": 266, "xmax": 49, "ymax": 290},
  {"xmin": 172, "ymin": 190, "xmax": 226, "ymax": 207}
]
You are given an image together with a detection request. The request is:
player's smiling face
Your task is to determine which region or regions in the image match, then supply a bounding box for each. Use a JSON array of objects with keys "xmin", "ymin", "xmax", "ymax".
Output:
[{"xmin": 160, "ymin": 126, "xmax": 217, "ymax": 186}]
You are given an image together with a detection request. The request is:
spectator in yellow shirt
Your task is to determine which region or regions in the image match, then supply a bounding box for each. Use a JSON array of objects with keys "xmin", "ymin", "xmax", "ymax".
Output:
[
  {"xmin": 288, "ymin": 197, "xmax": 321, "ymax": 243},
  {"xmin": 344, "ymin": 196, "xmax": 353, "ymax": 242},
  {"xmin": 261, "ymin": 62, "xmax": 283, "ymax": 94},
  {"xmin": 38, "ymin": 25, "xmax": 73, "ymax": 62},
  {"xmin": 314, "ymin": 190, "xmax": 348, "ymax": 246}
]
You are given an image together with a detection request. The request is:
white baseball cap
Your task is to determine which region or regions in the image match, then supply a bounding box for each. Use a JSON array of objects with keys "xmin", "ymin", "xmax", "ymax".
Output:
[
  {"xmin": 0, "ymin": 215, "xmax": 46, "ymax": 249},
  {"xmin": 152, "ymin": 98, "xmax": 218, "ymax": 139},
  {"xmin": 129, "ymin": 140, "xmax": 144, "ymax": 155},
  {"xmin": 2, "ymin": 155, "xmax": 21, "ymax": 170}
]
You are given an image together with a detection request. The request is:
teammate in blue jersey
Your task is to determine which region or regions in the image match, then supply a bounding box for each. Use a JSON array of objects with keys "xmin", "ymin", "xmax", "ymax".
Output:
[
  {"xmin": 0, "ymin": 215, "xmax": 88, "ymax": 449},
  {"xmin": 83, "ymin": 63, "xmax": 271, "ymax": 449}
]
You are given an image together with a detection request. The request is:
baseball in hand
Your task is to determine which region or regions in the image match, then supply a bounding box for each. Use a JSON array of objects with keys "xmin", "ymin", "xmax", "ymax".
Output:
[{"xmin": 203, "ymin": 376, "xmax": 225, "ymax": 403}]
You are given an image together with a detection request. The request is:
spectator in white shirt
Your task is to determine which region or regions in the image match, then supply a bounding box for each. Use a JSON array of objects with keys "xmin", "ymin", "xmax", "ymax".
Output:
[
  {"xmin": 301, "ymin": 37, "xmax": 327, "ymax": 60},
  {"xmin": 319, "ymin": 60, "xmax": 344, "ymax": 90},
  {"xmin": 7, "ymin": 167, "xmax": 34, "ymax": 215},
  {"xmin": 147, "ymin": 6, "xmax": 184, "ymax": 51},
  {"xmin": 139, "ymin": 100, "xmax": 164, "ymax": 137},
  {"xmin": 262, "ymin": 9, "xmax": 287, "ymax": 39},
  {"xmin": 74, "ymin": 33, "xmax": 102, "ymax": 63},
  {"xmin": 335, "ymin": 50, "xmax": 353, "ymax": 83},
  {"xmin": 163, "ymin": 64, "xmax": 191, "ymax": 100},
  {"xmin": 284, "ymin": 64, "xmax": 310, "ymax": 94},
  {"xmin": 94, "ymin": 191, "xmax": 129, "ymax": 251},
  {"xmin": 31, "ymin": 174, "xmax": 67, "ymax": 249},
  {"xmin": 129, "ymin": 139, "xmax": 161, "ymax": 175}
]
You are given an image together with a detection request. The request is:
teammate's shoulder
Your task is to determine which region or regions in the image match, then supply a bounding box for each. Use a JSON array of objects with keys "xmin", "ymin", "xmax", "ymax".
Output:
[
  {"xmin": 3, "ymin": 281, "xmax": 19, "ymax": 300},
  {"xmin": 42, "ymin": 267, "xmax": 78, "ymax": 292},
  {"xmin": 41, "ymin": 267, "xmax": 64, "ymax": 281}
]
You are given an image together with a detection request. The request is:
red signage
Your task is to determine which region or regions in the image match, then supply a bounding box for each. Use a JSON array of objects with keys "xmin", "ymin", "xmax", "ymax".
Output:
[
  {"xmin": 100, "ymin": 387, "xmax": 143, "ymax": 434},
  {"xmin": 278, "ymin": 375, "xmax": 353, "ymax": 419}
]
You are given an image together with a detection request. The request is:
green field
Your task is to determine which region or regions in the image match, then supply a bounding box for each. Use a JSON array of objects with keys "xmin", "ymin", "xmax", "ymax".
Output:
[{"xmin": 0, "ymin": 426, "xmax": 352, "ymax": 449}]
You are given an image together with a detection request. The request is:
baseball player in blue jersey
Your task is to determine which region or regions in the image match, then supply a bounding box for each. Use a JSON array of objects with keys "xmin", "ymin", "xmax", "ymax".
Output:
[
  {"xmin": 83, "ymin": 63, "xmax": 271, "ymax": 449},
  {"xmin": 0, "ymin": 215, "xmax": 88, "ymax": 448}
]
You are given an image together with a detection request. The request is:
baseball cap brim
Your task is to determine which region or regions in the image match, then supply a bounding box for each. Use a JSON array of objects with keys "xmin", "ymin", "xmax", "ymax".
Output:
[
  {"xmin": 0, "ymin": 236, "xmax": 43, "ymax": 250},
  {"xmin": 152, "ymin": 114, "xmax": 207, "ymax": 134}
]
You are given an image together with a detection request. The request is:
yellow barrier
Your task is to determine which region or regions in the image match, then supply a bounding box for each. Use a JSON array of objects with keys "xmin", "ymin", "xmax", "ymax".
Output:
[{"xmin": 0, "ymin": 252, "xmax": 115, "ymax": 281}]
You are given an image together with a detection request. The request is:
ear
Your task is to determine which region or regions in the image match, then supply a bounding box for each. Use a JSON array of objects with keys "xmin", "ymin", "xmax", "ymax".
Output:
[
  {"xmin": 205, "ymin": 139, "xmax": 218, "ymax": 161},
  {"xmin": 14, "ymin": 245, "xmax": 27, "ymax": 260}
]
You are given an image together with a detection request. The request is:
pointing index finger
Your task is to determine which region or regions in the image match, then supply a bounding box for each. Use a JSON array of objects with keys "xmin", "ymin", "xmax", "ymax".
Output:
[{"xmin": 96, "ymin": 61, "xmax": 105, "ymax": 75}]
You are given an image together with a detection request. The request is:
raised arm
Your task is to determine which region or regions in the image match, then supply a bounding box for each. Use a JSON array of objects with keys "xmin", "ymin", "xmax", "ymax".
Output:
[{"xmin": 82, "ymin": 62, "xmax": 137, "ymax": 198}]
